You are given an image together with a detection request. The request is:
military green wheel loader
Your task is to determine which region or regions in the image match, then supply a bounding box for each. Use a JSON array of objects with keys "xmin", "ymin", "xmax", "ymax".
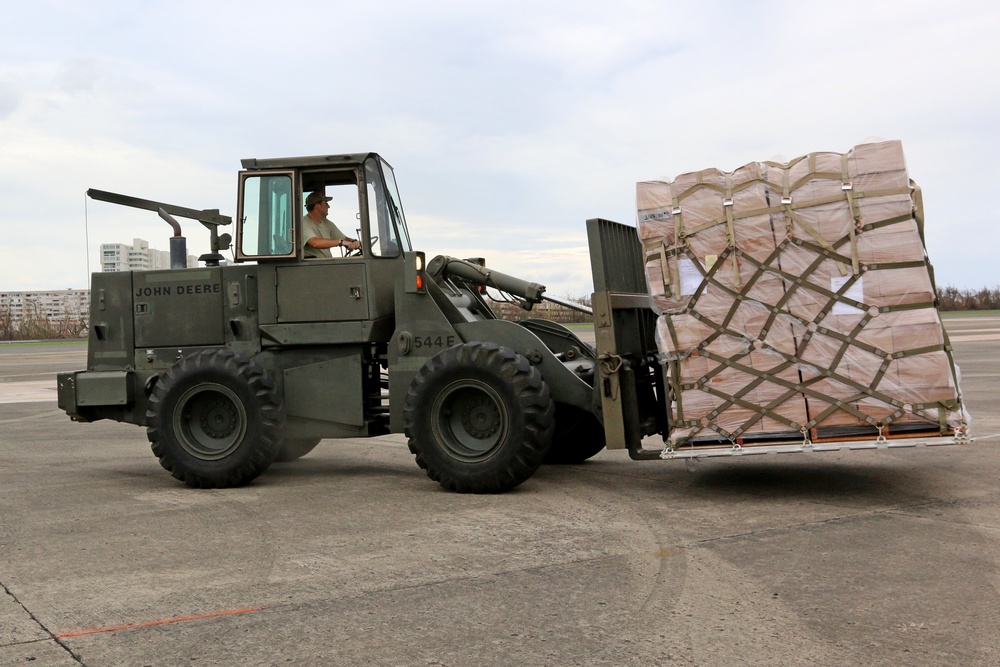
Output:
[{"xmin": 58, "ymin": 152, "xmax": 666, "ymax": 493}]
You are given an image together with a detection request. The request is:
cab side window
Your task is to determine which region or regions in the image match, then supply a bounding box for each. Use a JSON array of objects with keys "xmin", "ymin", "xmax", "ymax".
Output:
[{"xmin": 239, "ymin": 174, "xmax": 294, "ymax": 257}]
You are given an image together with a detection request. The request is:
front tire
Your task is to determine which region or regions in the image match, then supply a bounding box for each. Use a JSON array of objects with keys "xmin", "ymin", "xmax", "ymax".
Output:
[
  {"xmin": 544, "ymin": 404, "xmax": 606, "ymax": 464},
  {"xmin": 146, "ymin": 349, "xmax": 284, "ymax": 488},
  {"xmin": 403, "ymin": 342, "xmax": 555, "ymax": 493}
]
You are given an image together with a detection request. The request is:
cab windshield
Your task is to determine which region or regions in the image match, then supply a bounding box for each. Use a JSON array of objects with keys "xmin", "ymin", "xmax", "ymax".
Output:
[{"xmin": 365, "ymin": 156, "xmax": 412, "ymax": 257}]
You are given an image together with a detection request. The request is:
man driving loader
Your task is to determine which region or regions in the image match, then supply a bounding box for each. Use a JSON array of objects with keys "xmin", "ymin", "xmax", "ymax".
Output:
[{"xmin": 302, "ymin": 190, "xmax": 361, "ymax": 258}]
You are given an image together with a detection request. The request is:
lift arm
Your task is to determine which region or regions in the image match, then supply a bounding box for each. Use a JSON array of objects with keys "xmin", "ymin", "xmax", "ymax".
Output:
[
  {"xmin": 87, "ymin": 189, "xmax": 232, "ymax": 266},
  {"xmin": 86, "ymin": 189, "xmax": 231, "ymax": 227}
]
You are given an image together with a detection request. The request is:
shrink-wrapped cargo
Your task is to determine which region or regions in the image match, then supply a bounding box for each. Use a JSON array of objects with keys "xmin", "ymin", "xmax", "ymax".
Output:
[{"xmin": 637, "ymin": 140, "xmax": 969, "ymax": 449}]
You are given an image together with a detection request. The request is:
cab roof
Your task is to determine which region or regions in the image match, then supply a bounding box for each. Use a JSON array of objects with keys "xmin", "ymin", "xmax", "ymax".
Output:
[{"xmin": 240, "ymin": 152, "xmax": 383, "ymax": 171}]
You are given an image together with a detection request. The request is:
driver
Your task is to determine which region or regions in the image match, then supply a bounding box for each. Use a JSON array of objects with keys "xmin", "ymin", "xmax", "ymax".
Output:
[{"xmin": 302, "ymin": 191, "xmax": 361, "ymax": 258}]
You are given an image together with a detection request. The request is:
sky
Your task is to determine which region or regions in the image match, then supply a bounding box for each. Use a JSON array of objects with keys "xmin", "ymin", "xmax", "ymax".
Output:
[{"xmin": 1, "ymin": 0, "xmax": 998, "ymax": 299}]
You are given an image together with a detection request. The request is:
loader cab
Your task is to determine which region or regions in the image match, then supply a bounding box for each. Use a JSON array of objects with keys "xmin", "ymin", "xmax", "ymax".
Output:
[
  {"xmin": 234, "ymin": 152, "xmax": 412, "ymax": 263},
  {"xmin": 233, "ymin": 153, "xmax": 413, "ymax": 339}
]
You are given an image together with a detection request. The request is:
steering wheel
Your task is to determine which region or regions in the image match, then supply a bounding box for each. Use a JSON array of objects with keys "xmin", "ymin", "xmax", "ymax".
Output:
[{"xmin": 346, "ymin": 236, "xmax": 378, "ymax": 257}]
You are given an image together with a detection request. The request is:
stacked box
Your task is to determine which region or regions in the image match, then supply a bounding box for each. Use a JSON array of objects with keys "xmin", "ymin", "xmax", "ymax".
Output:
[{"xmin": 637, "ymin": 140, "xmax": 969, "ymax": 445}]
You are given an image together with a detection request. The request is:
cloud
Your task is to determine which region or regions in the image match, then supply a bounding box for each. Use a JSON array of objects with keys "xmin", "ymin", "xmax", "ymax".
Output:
[
  {"xmin": 1, "ymin": 1, "xmax": 998, "ymax": 297},
  {"xmin": 0, "ymin": 122, "xmax": 230, "ymax": 290},
  {"xmin": 0, "ymin": 80, "xmax": 19, "ymax": 118}
]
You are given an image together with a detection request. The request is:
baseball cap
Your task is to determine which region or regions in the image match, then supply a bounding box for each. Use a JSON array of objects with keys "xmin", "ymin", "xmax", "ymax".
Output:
[{"xmin": 305, "ymin": 191, "xmax": 333, "ymax": 207}]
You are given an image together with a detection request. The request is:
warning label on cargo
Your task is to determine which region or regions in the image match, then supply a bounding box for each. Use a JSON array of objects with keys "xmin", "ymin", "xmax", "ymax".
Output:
[
  {"xmin": 831, "ymin": 276, "xmax": 865, "ymax": 315},
  {"xmin": 678, "ymin": 258, "xmax": 703, "ymax": 296}
]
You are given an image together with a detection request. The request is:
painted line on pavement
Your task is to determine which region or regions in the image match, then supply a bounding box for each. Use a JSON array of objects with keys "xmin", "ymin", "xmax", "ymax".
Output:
[{"xmin": 56, "ymin": 607, "xmax": 262, "ymax": 639}]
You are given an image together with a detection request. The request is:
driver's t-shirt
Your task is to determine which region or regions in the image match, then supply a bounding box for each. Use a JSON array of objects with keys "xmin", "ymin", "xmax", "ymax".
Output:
[{"xmin": 302, "ymin": 215, "xmax": 350, "ymax": 259}]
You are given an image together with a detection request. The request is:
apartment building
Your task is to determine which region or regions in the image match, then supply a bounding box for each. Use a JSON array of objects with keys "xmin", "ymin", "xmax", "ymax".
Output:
[
  {"xmin": 0, "ymin": 289, "xmax": 90, "ymax": 324},
  {"xmin": 100, "ymin": 238, "xmax": 176, "ymax": 272},
  {"xmin": 2, "ymin": 239, "xmax": 191, "ymax": 332}
]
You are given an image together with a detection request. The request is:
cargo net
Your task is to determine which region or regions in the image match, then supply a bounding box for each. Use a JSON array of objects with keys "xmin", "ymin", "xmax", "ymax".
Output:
[{"xmin": 636, "ymin": 141, "xmax": 970, "ymax": 449}]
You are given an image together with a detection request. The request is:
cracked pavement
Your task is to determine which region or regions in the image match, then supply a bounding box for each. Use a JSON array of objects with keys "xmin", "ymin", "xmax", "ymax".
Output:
[{"xmin": 1, "ymin": 318, "xmax": 998, "ymax": 666}]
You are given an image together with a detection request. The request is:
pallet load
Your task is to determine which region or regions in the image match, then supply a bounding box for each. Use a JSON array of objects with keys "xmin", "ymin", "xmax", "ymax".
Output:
[{"xmin": 636, "ymin": 140, "xmax": 970, "ymax": 453}]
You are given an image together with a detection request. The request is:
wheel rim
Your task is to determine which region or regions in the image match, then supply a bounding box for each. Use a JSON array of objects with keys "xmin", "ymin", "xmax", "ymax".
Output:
[
  {"xmin": 173, "ymin": 383, "xmax": 248, "ymax": 460},
  {"xmin": 431, "ymin": 379, "xmax": 509, "ymax": 462}
]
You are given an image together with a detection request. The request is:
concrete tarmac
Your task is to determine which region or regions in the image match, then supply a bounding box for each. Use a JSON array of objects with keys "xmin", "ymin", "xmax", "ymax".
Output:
[{"xmin": 1, "ymin": 316, "xmax": 998, "ymax": 666}]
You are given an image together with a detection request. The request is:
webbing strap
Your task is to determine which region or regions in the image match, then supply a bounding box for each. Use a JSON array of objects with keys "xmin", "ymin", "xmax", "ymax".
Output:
[
  {"xmin": 783, "ymin": 206, "xmax": 849, "ymax": 277},
  {"xmin": 910, "ymin": 181, "xmax": 926, "ymax": 243},
  {"xmin": 660, "ymin": 187, "xmax": 910, "ymax": 244},
  {"xmin": 671, "ymin": 337, "xmax": 961, "ymax": 441},
  {"xmin": 723, "ymin": 173, "xmax": 741, "ymax": 289},
  {"xmin": 857, "ymin": 212, "xmax": 914, "ymax": 234},
  {"xmin": 672, "ymin": 187, "xmax": 684, "ymax": 256},
  {"xmin": 841, "ymin": 154, "xmax": 861, "ymax": 275},
  {"xmin": 642, "ymin": 240, "xmax": 676, "ymax": 297},
  {"xmin": 664, "ymin": 206, "xmax": 964, "ymax": 443},
  {"xmin": 648, "ymin": 157, "xmax": 965, "ymax": 443}
]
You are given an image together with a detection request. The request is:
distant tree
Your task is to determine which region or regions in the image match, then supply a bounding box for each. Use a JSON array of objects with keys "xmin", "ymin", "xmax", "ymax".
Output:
[
  {"xmin": 0, "ymin": 298, "xmax": 87, "ymax": 341},
  {"xmin": 0, "ymin": 303, "xmax": 13, "ymax": 340},
  {"xmin": 938, "ymin": 285, "xmax": 1000, "ymax": 311}
]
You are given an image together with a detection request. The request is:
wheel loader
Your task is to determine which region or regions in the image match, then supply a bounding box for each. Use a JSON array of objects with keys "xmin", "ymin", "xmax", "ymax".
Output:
[
  {"xmin": 57, "ymin": 152, "xmax": 665, "ymax": 493},
  {"xmin": 58, "ymin": 150, "xmax": 969, "ymax": 493}
]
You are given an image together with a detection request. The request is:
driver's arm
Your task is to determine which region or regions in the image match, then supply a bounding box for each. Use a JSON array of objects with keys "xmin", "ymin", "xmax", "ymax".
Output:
[{"xmin": 306, "ymin": 237, "xmax": 359, "ymax": 251}]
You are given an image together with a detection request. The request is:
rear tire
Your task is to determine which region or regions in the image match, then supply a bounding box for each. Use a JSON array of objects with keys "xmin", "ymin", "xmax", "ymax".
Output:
[
  {"xmin": 274, "ymin": 438, "xmax": 322, "ymax": 462},
  {"xmin": 146, "ymin": 349, "xmax": 284, "ymax": 488},
  {"xmin": 403, "ymin": 342, "xmax": 555, "ymax": 493}
]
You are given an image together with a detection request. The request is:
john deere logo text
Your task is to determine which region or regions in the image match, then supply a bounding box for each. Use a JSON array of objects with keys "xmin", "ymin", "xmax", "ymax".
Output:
[{"xmin": 135, "ymin": 284, "xmax": 221, "ymax": 297}]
